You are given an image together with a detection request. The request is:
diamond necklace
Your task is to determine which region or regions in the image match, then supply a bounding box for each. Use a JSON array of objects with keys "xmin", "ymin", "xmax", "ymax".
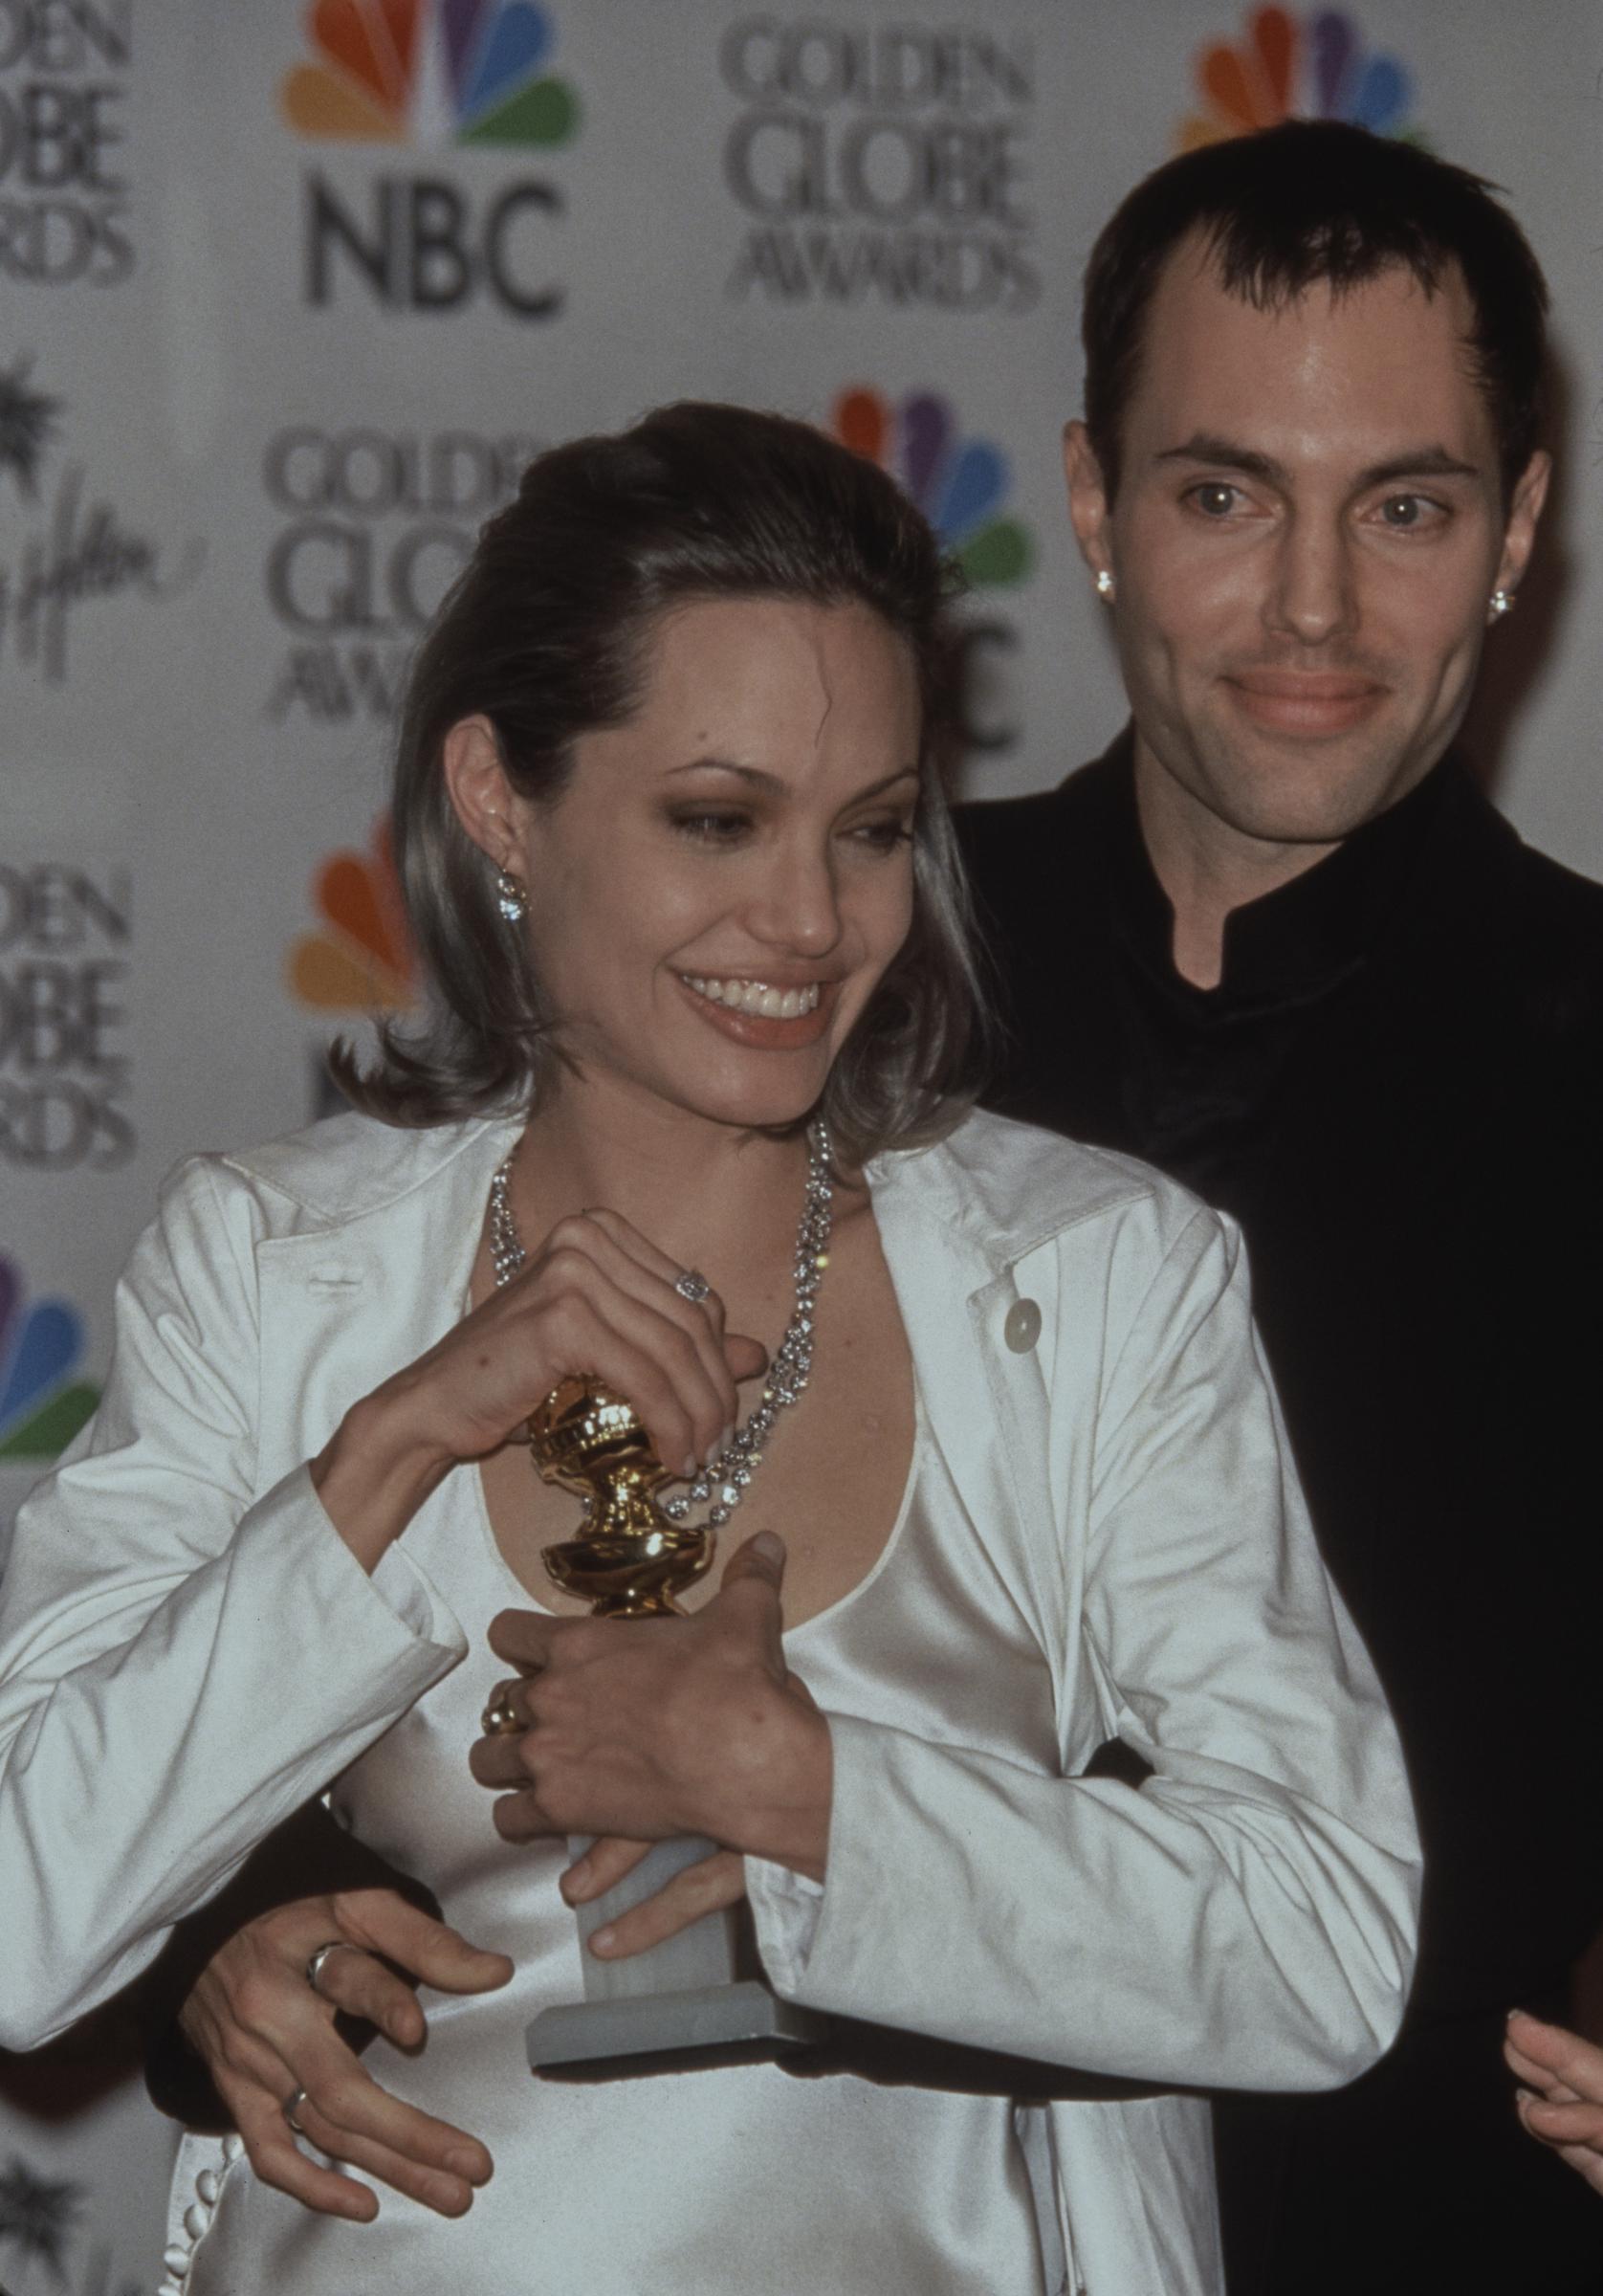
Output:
[{"xmin": 486, "ymin": 1120, "xmax": 833, "ymax": 1531}]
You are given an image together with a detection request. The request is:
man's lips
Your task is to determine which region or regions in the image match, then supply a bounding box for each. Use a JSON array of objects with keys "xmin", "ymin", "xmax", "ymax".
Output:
[{"xmin": 1225, "ymin": 671, "xmax": 1389, "ymax": 736}]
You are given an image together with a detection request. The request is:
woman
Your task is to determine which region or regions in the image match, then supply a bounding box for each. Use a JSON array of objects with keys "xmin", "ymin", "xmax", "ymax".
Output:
[{"xmin": 0, "ymin": 404, "xmax": 1418, "ymax": 2295}]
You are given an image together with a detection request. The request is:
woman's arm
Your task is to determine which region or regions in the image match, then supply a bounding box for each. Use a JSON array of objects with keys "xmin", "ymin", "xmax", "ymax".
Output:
[
  {"xmin": 0, "ymin": 1159, "xmax": 468, "ymax": 2049},
  {"xmin": 748, "ymin": 1210, "xmax": 1419, "ymax": 2091}
]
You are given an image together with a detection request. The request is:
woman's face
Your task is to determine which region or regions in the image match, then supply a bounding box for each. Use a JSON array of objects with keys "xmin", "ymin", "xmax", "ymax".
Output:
[{"xmin": 507, "ymin": 594, "xmax": 923, "ymax": 1134}]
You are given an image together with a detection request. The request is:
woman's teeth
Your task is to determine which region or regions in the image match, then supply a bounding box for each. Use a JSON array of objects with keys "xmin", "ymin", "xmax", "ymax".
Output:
[{"xmin": 684, "ymin": 976, "xmax": 822, "ymax": 1020}]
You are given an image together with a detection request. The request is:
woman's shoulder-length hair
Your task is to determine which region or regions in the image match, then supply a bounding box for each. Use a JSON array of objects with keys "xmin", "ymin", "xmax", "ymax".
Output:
[{"xmin": 334, "ymin": 399, "xmax": 993, "ymax": 1168}]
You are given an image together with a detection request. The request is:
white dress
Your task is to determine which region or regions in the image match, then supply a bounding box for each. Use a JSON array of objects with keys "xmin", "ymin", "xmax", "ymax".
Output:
[
  {"xmin": 0, "ymin": 1110, "xmax": 1419, "ymax": 2295},
  {"xmin": 176, "ymin": 1385, "xmax": 1057, "ymax": 2294}
]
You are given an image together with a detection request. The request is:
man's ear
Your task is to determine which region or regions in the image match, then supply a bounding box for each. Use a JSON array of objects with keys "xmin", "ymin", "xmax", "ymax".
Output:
[
  {"xmin": 1492, "ymin": 448, "xmax": 1552, "ymax": 603},
  {"xmin": 442, "ymin": 716, "xmax": 521, "ymax": 869},
  {"xmin": 1064, "ymin": 419, "xmax": 1115, "ymax": 588}
]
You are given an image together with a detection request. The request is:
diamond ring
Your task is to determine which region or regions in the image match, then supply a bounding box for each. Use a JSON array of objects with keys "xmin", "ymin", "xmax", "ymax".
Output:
[{"xmin": 674, "ymin": 1269, "xmax": 711, "ymax": 1303}]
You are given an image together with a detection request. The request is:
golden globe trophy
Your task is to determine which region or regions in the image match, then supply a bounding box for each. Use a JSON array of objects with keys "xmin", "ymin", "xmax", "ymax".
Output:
[{"xmin": 522, "ymin": 1374, "xmax": 823, "ymax": 2076}]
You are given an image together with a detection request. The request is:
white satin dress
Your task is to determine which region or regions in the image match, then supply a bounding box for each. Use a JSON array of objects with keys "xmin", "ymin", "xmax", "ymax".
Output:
[{"xmin": 172, "ymin": 1385, "xmax": 1062, "ymax": 2296}]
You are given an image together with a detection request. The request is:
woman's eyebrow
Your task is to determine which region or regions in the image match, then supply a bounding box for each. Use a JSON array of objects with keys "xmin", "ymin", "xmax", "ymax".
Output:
[{"xmin": 664, "ymin": 760, "xmax": 920, "ymax": 798}]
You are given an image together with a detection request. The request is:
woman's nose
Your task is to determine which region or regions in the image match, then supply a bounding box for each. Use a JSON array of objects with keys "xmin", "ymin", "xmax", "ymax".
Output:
[{"xmin": 747, "ymin": 848, "xmax": 843, "ymax": 955}]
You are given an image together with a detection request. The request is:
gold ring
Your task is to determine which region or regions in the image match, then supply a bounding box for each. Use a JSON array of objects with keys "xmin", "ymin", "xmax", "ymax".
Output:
[{"xmin": 481, "ymin": 1685, "xmax": 522, "ymax": 1736}]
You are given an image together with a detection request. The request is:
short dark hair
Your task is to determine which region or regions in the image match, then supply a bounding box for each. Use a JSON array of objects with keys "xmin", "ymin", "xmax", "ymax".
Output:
[
  {"xmin": 338, "ymin": 400, "xmax": 988, "ymax": 1163},
  {"xmin": 1082, "ymin": 121, "xmax": 1549, "ymax": 503}
]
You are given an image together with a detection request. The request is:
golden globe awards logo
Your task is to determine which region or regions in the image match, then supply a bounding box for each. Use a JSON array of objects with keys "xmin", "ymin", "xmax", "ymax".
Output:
[
  {"xmin": 0, "ymin": 0, "xmax": 133, "ymax": 287},
  {"xmin": 0, "ymin": 860, "xmax": 133, "ymax": 1173},
  {"xmin": 720, "ymin": 18, "xmax": 1038, "ymax": 313},
  {"xmin": 262, "ymin": 422, "xmax": 540, "ymax": 722},
  {"xmin": 279, "ymin": 0, "xmax": 582, "ymax": 320}
]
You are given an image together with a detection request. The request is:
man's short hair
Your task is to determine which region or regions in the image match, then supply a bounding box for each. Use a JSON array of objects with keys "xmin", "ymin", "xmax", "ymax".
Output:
[{"xmin": 1083, "ymin": 121, "xmax": 1548, "ymax": 504}]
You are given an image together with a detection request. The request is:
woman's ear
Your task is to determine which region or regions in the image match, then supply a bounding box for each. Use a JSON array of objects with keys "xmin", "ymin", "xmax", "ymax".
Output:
[{"xmin": 442, "ymin": 716, "xmax": 521, "ymax": 869}]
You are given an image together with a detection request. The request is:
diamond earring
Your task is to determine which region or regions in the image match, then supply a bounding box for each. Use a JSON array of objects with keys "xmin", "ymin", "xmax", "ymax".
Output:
[
  {"xmin": 495, "ymin": 869, "xmax": 527, "ymax": 924},
  {"xmin": 1095, "ymin": 569, "xmax": 1115, "ymax": 602},
  {"xmin": 1487, "ymin": 587, "xmax": 1515, "ymax": 622}
]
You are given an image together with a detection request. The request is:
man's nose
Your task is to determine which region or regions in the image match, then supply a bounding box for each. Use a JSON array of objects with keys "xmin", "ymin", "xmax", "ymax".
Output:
[{"xmin": 1265, "ymin": 515, "xmax": 1357, "ymax": 646}]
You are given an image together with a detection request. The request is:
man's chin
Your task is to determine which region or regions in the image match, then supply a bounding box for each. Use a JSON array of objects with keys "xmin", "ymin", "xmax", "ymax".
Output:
[{"xmin": 1191, "ymin": 712, "xmax": 1429, "ymax": 847}]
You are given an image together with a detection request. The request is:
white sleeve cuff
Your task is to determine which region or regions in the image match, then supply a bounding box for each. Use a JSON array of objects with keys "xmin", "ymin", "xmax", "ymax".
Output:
[
  {"xmin": 744, "ymin": 1855, "xmax": 825, "ymax": 1996},
  {"xmin": 369, "ymin": 1536, "xmax": 465, "ymax": 1647}
]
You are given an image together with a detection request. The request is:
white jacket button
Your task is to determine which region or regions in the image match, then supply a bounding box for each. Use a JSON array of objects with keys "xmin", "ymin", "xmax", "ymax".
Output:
[{"xmin": 1004, "ymin": 1297, "xmax": 1042, "ymax": 1353}]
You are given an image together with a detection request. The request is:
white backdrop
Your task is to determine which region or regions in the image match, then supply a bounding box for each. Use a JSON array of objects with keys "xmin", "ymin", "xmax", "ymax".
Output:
[{"xmin": 3, "ymin": 3, "xmax": 1599, "ymax": 2286}]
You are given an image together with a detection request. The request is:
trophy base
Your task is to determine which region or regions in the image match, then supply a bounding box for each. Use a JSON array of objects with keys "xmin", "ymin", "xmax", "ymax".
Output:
[{"xmin": 527, "ymin": 1979, "xmax": 825, "ymax": 2080}]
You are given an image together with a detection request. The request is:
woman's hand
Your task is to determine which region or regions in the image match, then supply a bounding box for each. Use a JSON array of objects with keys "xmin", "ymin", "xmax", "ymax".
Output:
[
  {"xmin": 469, "ymin": 1532, "xmax": 833, "ymax": 1884},
  {"xmin": 313, "ymin": 1204, "xmax": 766, "ymax": 1570},
  {"xmin": 1505, "ymin": 2009, "xmax": 1603, "ymax": 2196},
  {"xmin": 179, "ymin": 1888, "xmax": 513, "ymax": 2220}
]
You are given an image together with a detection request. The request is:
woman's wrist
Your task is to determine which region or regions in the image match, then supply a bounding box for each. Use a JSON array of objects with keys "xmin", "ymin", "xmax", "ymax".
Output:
[
  {"xmin": 310, "ymin": 1385, "xmax": 456, "ymax": 1573},
  {"xmin": 692, "ymin": 1684, "xmax": 833, "ymax": 1883}
]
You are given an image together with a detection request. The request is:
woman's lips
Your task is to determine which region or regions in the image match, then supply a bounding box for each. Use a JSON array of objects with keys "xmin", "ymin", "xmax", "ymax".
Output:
[
  {"xmin": 1227, "ymin": 672, "xmax": 1388, "ymax": 736},
  {"xmin": 675, "ymin": 973, "xmax": 838, "ymax": 1049}
]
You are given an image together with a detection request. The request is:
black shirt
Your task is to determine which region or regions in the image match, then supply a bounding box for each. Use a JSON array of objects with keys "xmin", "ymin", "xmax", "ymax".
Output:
[{"xmin": 959, "ymin": 732, "xmax": 1603, "ymax": 2028}]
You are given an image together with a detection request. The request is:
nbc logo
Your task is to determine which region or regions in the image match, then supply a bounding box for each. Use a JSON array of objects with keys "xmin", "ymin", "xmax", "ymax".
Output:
[
  {"xmin": 0, "ymin": 1258, "xmax": 98, "ymax": 1462},
  {"xmin": 831, "ymin": 389, "xmax": 1033, "ymax": 588},
  {"xmin": 282, "ymin": 2, "xmax": 581, "ymax": 319},
  {"xmin": 288, "ymin": 819, "xmax": 418, "ymax": 1012},
  {"xmin": 282, "ymin": 0, "xmax": 580, "ymax": 146},
  {"xmin": 1180, "ymin": 7, "xmax": 1416, "ymax": 150}
]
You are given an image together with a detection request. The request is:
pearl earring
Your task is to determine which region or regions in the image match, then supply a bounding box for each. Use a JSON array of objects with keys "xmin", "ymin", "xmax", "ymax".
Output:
[
  {"xmin": 495, "ymin": 869, "xmax": 528, "ymax": 924},
  {"xmin": 1095, "ymin": 569, "xmax": 1115, "ymax": 602},
  {"xmin": 1487, "ymin": 588, "xmax": 1515, "ymax": 622}
]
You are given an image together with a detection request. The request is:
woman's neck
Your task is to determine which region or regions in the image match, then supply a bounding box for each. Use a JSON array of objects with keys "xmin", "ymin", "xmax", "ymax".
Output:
[{"xmin": 510, "ymin": 1073, "xmax": 823, "ymax": 1276}]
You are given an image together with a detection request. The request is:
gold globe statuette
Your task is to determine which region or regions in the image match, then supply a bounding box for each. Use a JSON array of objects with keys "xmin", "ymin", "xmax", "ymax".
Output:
[
  {"xmin": 520, "ymin": 1372, "xmax": 825, "ymax": 2075},
  {"xmin": 529, "ymin": 1373, "xmax": 715, "ymax": 1617}
]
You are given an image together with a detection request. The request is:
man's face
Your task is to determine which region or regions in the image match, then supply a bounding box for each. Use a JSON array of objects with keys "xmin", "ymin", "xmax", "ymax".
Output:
[{"xmin": 1065, "ymin": 235, "xmax": 1548, "ymax": 857}]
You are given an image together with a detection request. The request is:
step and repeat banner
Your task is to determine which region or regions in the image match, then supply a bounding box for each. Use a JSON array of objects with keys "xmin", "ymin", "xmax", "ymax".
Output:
[{"xmin": 3, "ymin": 2, "xmax": 1599, "ymax": 2285}]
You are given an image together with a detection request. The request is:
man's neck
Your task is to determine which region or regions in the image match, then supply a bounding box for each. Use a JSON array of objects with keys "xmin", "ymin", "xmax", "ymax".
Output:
[{"xmin": 1131, "ymin": 741, "xmax": 1339, "ymax": 989}]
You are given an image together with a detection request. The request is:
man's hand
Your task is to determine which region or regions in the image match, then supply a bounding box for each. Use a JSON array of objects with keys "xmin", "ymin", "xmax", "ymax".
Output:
[
  {"xmin": 1505, "ymin": 2009, "xmax": 1603, "ymax": 2196},
  {"xmin": 469, "ymin": 1532, "xmax": 832, "ymax": 1882},
  {"xmin": 180, "ymin": 1888, "xmax": 512, "ymax": 2220}
]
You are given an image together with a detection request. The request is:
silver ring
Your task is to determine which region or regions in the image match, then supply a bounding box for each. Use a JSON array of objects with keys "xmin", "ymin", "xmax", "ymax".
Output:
[
  {"xmin": 674, "ymin": 1269, "xmax": 711, "ymax": 1304},
  {"xmin": 306, "ymin": 1940, "xmax": 359, "ymax": 1995},
  {"xmin": 283, "ymin": 2086, "xmax": 310, "ymax": 2135}
]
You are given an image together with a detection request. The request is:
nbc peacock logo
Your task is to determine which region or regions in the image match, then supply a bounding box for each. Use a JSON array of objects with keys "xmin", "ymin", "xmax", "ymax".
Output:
[
  {"xmin": 0, "ymin": 1259, "xmax": 98, "ymax": 1462},
  {"xmin": 1179, "ymin": 7, "xmax": 1417, "ymax": 150},
  {"xmin": 830, "ymin": 389, "xmax": 1033, "ymax": 588},
  {"xmin": 288, "ymin": 818, "xmax": 419, "ymax": 1013},
  {"xmin": 282, "ymin": 0, "xmax": 580, "ymax": 147}
]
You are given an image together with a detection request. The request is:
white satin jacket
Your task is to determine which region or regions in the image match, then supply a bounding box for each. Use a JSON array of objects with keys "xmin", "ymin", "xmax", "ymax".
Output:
[{"xmin": 0, "ymin": 1108, "xmax": 1418, "ymax": 2294}]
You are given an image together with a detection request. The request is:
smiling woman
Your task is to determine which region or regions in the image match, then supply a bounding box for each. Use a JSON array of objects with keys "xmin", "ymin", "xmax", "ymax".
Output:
[
  {"xmin": 0, "ymin": 400, "xmax": 1419, "ymax": 2296},
  {"xmin": 346, "ymin": 401, "xmax": 985, "ymax": 1162}
]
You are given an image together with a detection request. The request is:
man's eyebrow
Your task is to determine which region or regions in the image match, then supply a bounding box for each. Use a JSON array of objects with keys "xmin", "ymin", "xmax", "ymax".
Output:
[
  {"xmin": 663, "ymin": 759, "xmax": 921, "ymax": 799},
  {"xmin": 1153, "ymin": 433, "xmax": 1483, "ymax": 489},
  {"xmin": 1153, "ymin": 434, "xmax": 1289, "ymax": 485}
]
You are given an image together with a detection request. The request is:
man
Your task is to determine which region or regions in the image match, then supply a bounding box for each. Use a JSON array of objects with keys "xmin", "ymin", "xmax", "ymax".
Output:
[{"xmin": 958, "ymin": 120, "xmax": 1603, "ymax": 2292}]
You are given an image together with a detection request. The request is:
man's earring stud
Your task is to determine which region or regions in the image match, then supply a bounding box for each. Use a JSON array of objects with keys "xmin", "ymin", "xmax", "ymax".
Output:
[
  {"xmin": 1488, "ymin": 587, "xmax": 1515, "ymax": 622},
  {"xmin": 1095, "ymin": 569, "xmax": 1116, "ymax": 602},
  {"xmin": 496, "ymin": 869, "xmax": 528, "ymax": 924}
]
